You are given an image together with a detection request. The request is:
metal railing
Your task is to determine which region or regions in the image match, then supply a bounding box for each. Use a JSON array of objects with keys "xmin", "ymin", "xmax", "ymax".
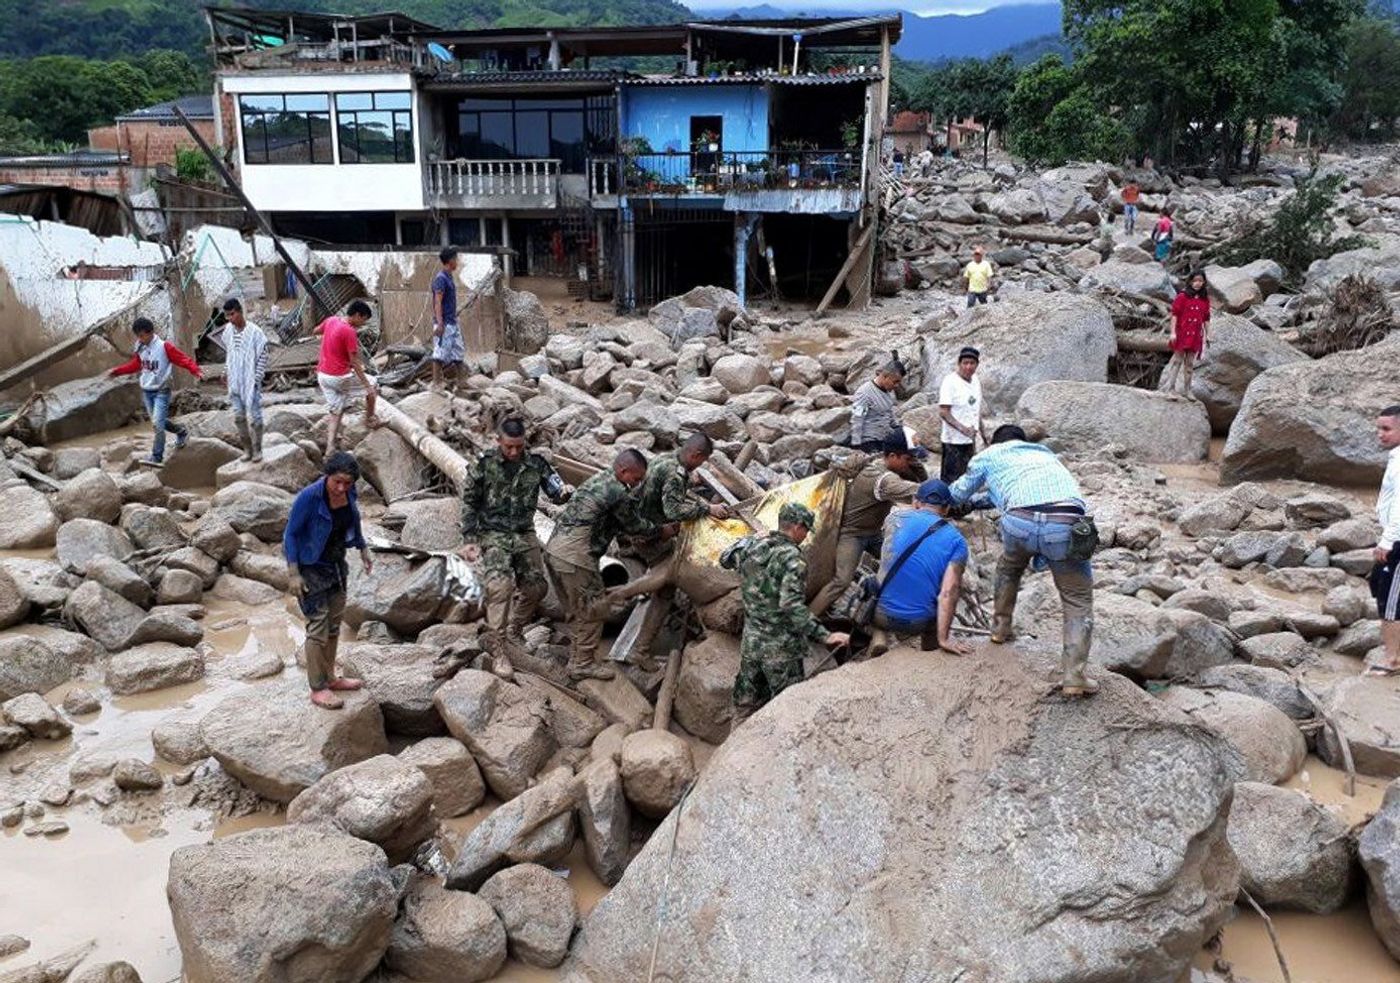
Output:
[
  {"xmin": 428, "ymin": 158, "xmax": 560, "ymax": 200},
  {"xmin": 615, "ymin": 149, "xmax": 861, "ymax": 195}
]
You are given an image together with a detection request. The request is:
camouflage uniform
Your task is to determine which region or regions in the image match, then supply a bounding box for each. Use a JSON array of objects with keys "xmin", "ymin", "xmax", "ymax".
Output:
[
  {"xmin": 721, "ymin": 504, "xmax": 827, "ymax": 726},
  {"xmin": 545, "ymin": 470, "xmax": 656, "ymax": 675},
  {"xmin": 460, "ymin": 447, "xmax": 566, "ymax": 639},
  {"xmin": 629, "ymin": 451, "xmax": 713, "ymax": 656},
  {"xmin": 810, "ymin": 455, "xmax": 921, "ymax": 617}
]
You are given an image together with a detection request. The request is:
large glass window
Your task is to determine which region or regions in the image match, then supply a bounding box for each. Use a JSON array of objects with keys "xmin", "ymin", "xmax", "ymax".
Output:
[
  {"xmin": 240, "ymin": 93, "xmax": 333, "ymax": 165},
  {"xmin": 453, "ymin": 96, "xmax": 608, "ymax": 173},
  {"xmin": 336, "ymin": 91, "xmax": 414, "ymax": 164}
]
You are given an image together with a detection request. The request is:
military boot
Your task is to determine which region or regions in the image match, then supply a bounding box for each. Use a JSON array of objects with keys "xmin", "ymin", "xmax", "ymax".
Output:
[
  {"xmin": 234, "ymin": 416, "xmax": 254, "ymax": 462},
  {"xmin": 1059, "ymin": 613, "xmax": 1098, "ymax": 697},
  {"xmin": 567, "ymin": 654, "xmax": 615, "ymax": 682}
]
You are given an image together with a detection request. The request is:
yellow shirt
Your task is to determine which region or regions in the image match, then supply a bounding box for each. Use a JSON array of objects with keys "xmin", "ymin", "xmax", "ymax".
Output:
[{"xmin": 964, "ymin": 260, "xmax": 993, "ymax": 294}]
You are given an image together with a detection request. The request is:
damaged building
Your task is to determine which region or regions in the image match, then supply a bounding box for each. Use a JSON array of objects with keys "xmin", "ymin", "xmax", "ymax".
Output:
[{"xmin": 206, "ymin": 5, "xmax": 898, "ymax": 309}]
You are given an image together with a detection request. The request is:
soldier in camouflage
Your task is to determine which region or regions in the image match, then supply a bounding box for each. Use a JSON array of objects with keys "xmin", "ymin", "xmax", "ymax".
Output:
[
  {"xmin": 458, "ymin": 418, "xmax": 569, "ymax": 668},
  {"xmin": 622, "ymin": 432, "xmax": 731, "ymax": 669},
  {"xmin": 545, "ymin": 448, "xmax": 671, "ymax": 681},
  {"xmin": 721, "ymin": 502, "xmax": 849, "ymax": 730}
]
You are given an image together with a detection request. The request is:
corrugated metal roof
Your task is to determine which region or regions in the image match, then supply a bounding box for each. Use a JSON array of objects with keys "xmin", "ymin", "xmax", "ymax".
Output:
[
  {"xmin": 421, "ymin": 69, "xmax": 633, "ymax": 86},
  {"xmin": 117, "ymin": 94, "xmax": 216, "ymax": 122},
  {"xmin": 0, "ymin": 150, "xmax": 128, "ymax": 167},
  {"xmin": 627, "ymin": 73, "xmax": 879, "ymax": 86}
]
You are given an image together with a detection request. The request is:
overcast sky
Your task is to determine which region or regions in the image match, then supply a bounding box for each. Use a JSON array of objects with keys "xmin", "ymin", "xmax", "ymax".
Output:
[{"xmin": 684, "ymin": 0, "xmax": 1057, "ymax": 14}]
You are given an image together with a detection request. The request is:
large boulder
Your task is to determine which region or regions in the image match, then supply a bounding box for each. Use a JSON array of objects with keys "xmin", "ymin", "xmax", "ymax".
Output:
[
  {"xmin": 675, "ymin": 633, "xmax": 739, "ymax": 744},
  {"xmin": 578, "ymin": 756, "xmax": 631, "ymax": 887},
  {"xmin": 1078, "ymin": 260, "xmax": 1176, "ymax": 301},
  {"xmin": 919, "ymin": 293, "xmax": 1117, "ymax": 413},
  {"xmin": 502, "ymin": 286, "xmax": 550, "ymax": 354},
  {"xmin": 986, "ymin": 188, "xmax": 1048, "ymax": 224},
  {"xmin": 105, "ymin": 643, "xmax": 205, "ymax": 695},
  {"xmin": 398, "ymin": 736, "xmax": 485, "ymax": 818},
  {"xmin": 23, "ymin": 375, "xmax": 143, "ymax": 443},
  {"xmin": 215, "ymin": 442, "xmax": 318, "ymax": 494},
  {"xmin": 339, "ymin": 642, "xmax": 445, "ymax": 737},
  {"xmin": 208, "ymin": 481, "xmax": 293, "ymax": 541},
  {"xmin": 160, "ymin": 437, "xmax": 241, "ymax": 490},
  {"xmin": 0, "ymin": 636, "xmax": 68, "ymax": 701},
  {"xmin": 346, "ymin": 556, "xmax": 447, "ymax": 636},
  {"xmin": 1222, "ymin": 340, "xmax": 1400, "ymax": 485},
  {"xmin": 619, "ymin": 729, "xmax": 695, "ymax": 818},
  {"xmin": 0, "ymin": 480, "xmax": 59, "ymax": 549},
  {"xmin": 1228, "ymin": 781, "xmax": 1354, "ymax": 914},
  {"xmin": 0, "ymin": 566, "xmax": 28, "ymax": 630},
  {"xmin": 1360, "ymin": 778, "xmax": 1400, "ymax": 959},
  {"xmin": 287, "ymin": 754, "xmax": 436, "ymax": 864},
  {"xmin": 447, "ymin": 766, "xmax": 578, "ymax": 891},
  {"xmin": 1203, "ymin": 260, "xmax": 1284, "ymax": 313},
  {"xmin": 1159, "ymin": 312, "xmax": 1307, "ymax": 433},
  {"xmin": 1017, "ymin": 381, "xmax": 1210, "ymax": 462},
  {"xmin": 1305, "ymin": 240, "xmax": 1400, "ymax": 293},
  {"xmin": 433, "ymin": 669, "xmax": 556, "ymax": 800},
  {"xmin": 54, "ymin": 468, "xmax": 122, "ymax": 524},
  {"xmin": 63, "ymin": 580, "xmax": 146, "ymax": 651},
  {"xmin": 199, "ymin": 685, "xmax": 389, "ymax": 802},
  {"xmin": 710, "ymin": 353, "xmax": 772, "ymax": 394},
  {"xmin": 478, "ymin": 864, "xmax": 578, "ymax": 969},
  {"xmin": 54, "ymin": 518, "xmax": 133, "ymax": 576},
  {"xmin": 1156, "ymin": 686, "xmax": 1306, "ymax": 783},
  {"xmin": 1317, "ymin": 676, "xmax": 1400, "ymax": 778},
  {"xmin": 564, "ymin": 649, "xmax": 1239, "ymax": 983},
  {"xmin": 357, "ymin": 428, "xmax": 425, "ymax": 503},
  {"xmin": 386, "ymin": 874, "xmax": 507, "ymax": 983},
  {"xmin": 167, "ymin": 825, "xmax": 396, "ymax": 983}
]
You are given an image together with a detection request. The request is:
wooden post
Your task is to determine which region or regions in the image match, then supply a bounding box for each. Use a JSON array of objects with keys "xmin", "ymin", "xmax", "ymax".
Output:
[
  {"xmin": 653, "ymin": 647, "xmax": 682, "ymax": 731},
  {"xmin": 814, "ymin": 223, "xmax": 873, "ymax": 317}
]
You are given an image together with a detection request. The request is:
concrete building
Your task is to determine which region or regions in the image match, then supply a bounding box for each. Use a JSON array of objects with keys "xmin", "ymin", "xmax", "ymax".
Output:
[
  {"xmin": 889, "ymin": 110, "xmax": 932, "ymax": 157},
  {"xmin": 206, "ymin": 5, "xmax": 900, "ymax": 309}
]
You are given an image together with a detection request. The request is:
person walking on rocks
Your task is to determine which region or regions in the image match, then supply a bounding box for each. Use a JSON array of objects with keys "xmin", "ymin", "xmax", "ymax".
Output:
[
  {"xmin": 810, "ymin": 430, "xmax": 922, "ymax": 618},
  {"xmin": 1368, "ymin": 406, "xmax": 1400, "ymax": 676},
  {"xmin": 849, "ymin": 354, "xmax": 907, "ymax": 452},
  {"xmin": 868, "ymin": 480, "xmax": 972, "ymax": 656},
  {"xmin": 284, "ymin": 451, "xmax": 372, "ymax": 709},
  {"xmin": 1151, "ymin": 208, "xmax": 1175, "ymax": 263},
  {"xmin": 937, "ymin": 346, "xmax": 988, "ymax": 483},
  {"xmin": 546, "ymin": 448, "xmax": 667, "ymax": 682},
  {"xmin": 317, "ymin": 300, "xmax": 379, "ymax": 455},
  {"xmin": 621, "ymin": 432, "xmax": 732, "ymax": 669},
  {"xmin": 962, "ymin": 246, "xmax": 994, "ymax": 307},
  {"xmin": 1163, "ymin": 270, "xmax": 1211, "ymax": 396},
  {"xmin": 1121, "ymin": 180, "xmax": 1141, "ymax": 234},
  {"xmin": 721, "ymin": 502, "xmax": 850, "ymax": 729},
  {"xmin": 949, "ymin": 425, "xmax": 1098, "ymax": 697},
  {"xmin": 431, "ymin": 247, "xmax": 465, "ymax": 392},
  {"xmin": 108, "ymin": 316, "xmax": 202, "ymax": 467},
  {"xmin": 221, "ymin": 297, "xmax": 268, "ymax": 462},
  {"xmin": 459, "ymin": 418, "xmax": 571, "ymax": 670}
]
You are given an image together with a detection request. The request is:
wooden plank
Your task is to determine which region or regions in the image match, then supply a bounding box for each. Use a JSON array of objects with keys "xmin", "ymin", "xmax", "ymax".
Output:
[
  {"xmin": 0, "ymin": 330, "xmax": 102, "ymax": 394},
  {"xmin": 814, "ymin": 223, "xmax": 874, "ymax": 318}
]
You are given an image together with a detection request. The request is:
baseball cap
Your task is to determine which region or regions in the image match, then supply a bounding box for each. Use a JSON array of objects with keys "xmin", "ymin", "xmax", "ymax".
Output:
[
  {"xmin": 917, "ymin": 479, "xmax": 955, "ymax": 506},
  {"xmin": 778, "ymin": 502, "xmax": 816, "ymax": 530},
  {"xmin": 958, "ymin": 346, "xmax": 980, "ymax": 363}
]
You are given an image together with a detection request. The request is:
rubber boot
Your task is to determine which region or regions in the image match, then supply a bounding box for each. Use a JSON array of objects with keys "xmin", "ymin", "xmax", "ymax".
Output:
[
  {"xmin": 1059, "ymin": 613, "xmax": 1098, "ymax": 697},
  {"xmin": 990, "ymin": 573, "xmax": 1020, "ymax": 644},
  {"xmin": 568, "ymin": 654, "xmax": 615, "ymax": 682},
  {"xmin": 251, "ymin": 422, "xmax": 265, "ymax": 463},
  {"xmin": 234, "ymin": 416, "xmax": 254, "ymax": 461}
]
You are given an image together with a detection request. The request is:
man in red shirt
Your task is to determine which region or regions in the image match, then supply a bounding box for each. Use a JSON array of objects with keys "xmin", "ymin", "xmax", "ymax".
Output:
[{"xmin": 316, "ymin": 300, "xmax": 379, "ymax": 454}]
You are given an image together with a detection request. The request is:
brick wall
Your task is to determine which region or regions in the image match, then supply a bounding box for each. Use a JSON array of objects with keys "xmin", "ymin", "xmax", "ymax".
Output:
[
  {"xmin": 0, "ymin": 164, "xmax": 128, "ymax": 195},
  {"xmin": 217, "ymin": 91, "xmax": 239, "ymax": 176},
  {"xmin": 114, "ymin": 118, "xmax": 218, "ymax": 168},
  {"xmin": 88, "ymin": 125, "xmax": 121, "ymax": 152}
]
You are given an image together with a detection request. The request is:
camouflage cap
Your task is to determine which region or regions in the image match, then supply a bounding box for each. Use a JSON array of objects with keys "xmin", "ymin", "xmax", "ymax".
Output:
[{"xmin": 778, "ymin": 502, "xmax": 816, "ymax": 530}]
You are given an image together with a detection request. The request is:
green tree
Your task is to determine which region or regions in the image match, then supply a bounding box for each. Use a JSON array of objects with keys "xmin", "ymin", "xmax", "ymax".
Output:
[
  {"xmin": 1006, "ymin": 55, "xmax": 1129, "ymax": 166},
  {"xmin": 911, "ymin": 54, "xmax": 1018, "ymax": 166},
  {"xmin": 1333, "ymin": 12, "xmax": 1400, "ymax": 139},
  {"xmin": 0, "ymin": 113, "xmax": 48, "ymax": 155},
  {"xmin": 131, "ymin": 49, "xmax": 206, "ymax": 101},
  {"xmin": 0, "ymin": 56, "xmax": 153, "ymax": 145}
]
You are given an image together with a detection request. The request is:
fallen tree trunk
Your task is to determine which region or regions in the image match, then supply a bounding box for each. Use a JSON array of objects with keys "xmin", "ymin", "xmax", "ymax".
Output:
[{"xmin": 1115, "ymin": 331, "xmax": 1173, "ymax": 354}]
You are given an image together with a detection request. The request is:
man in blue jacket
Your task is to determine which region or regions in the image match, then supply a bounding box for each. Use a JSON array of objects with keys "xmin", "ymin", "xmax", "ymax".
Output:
[{"xmin": 284, "ymin": 451, "xmax": 374, "ymax": 709}]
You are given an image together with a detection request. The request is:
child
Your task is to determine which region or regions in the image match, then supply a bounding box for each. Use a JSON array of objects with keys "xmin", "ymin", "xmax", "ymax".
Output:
[
  {"xmin": 1151, "ymin": 208, "xmax": 1175, "ymax": 263},
  {"xmin": 109, "ymin": 317, "xmax": 202, "ymax": 466},
  {"xmin": 1163, "ymin": 270, "xmax": 1211, "ymax": 396}
]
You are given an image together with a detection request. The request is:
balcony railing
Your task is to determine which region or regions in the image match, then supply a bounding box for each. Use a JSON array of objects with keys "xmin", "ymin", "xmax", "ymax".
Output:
[
  {"xmin": 616, "ymin": 150, "xmax": 861, "ymax": 196},
  {"xmin": 428, "ymin": 158, "xmax": 560, "ymax": 204}
]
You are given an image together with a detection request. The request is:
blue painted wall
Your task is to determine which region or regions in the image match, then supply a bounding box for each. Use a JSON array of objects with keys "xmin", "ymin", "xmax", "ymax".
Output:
[{"xmin": 620, "ymin": 84, "xmax": 769, "ymax": 154}]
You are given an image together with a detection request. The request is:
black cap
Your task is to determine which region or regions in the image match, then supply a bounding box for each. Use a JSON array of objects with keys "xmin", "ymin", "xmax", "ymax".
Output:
[
  {"xmin": 881, "ymin": 429, "xmax": 911, "ymax": 454},
  {"xmin": 958, "ymin": 346, "xmax": 980, "ymax": 363}
]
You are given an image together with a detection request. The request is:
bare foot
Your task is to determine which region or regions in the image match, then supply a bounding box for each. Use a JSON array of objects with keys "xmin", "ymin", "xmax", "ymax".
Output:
[
  {"xmin": 327, "ymin": 677, "xmax": 363, "ymax": 691},
  {"xmin": 311, "ymin": 689, "xmax": 344, "ymax": 709}
]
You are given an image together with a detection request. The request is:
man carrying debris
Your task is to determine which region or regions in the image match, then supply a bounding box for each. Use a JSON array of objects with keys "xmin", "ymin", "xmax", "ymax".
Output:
[
  {"xmin": 623, "ymin": 432, "xmax": 732, "ymax": 669},
  {"xmin": 937, "ymin": 346, "xmax": 988, "ymax": 483},
  {"xmin": 546, "ymin": 448, "xmax": 670, "ymax": 682},
  {"xmin": 849, "ymin": 353, "xmax": 907, "ymax": 452},
  {"xmin": 108, "ymin": 316, "xmax": 202, "ymax": 467},
  {"xmin": 810, "ymin": 429, "xmax": 923, "ymax": 618},
  {"xmin": 459, "ymin": 417, "xmax": 571, "ymax": 669},
  {"xmin": 221, "ymin": 297, "xmax": 268, "ymax": 463},
  {"xmin": 962, "ymin": 245, "xmax": 994, "ymax": 307},
  {"xmin": 1367, "ymin": 406, "xmax": 1400, "ymax": 677},
  {"xmin": 316, "ymin": 299, "xmax": 379, "ymax": 454},
  {"xmin": 431, "ymin": 246, "xmax": 465, "ymax": 392},
  {"xmin": 949, "ymin": 425, "xmax": 1098, "ymax": 697},
  {"xmin": 722, "ymin": 502, "xmax": 850, "ymax": 728}
]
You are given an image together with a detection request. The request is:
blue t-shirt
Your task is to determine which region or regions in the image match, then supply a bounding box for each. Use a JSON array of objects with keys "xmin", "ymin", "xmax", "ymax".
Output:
[
  {"xmin": 432, "ymin": 269, "xmax": 458, "ymax": 326},
  {"xmin": 877, "ymin": 510, "xmax": 969, "ymax": 625}
]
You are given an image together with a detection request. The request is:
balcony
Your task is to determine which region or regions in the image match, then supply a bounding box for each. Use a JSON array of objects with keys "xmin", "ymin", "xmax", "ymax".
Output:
[
  {"xmin": 427, "ymin": 158, "xmax": 561, "ymax": 209},
  {"xmin": 610, "ymin": 149, "xmax": 865, "ymax": 213}
]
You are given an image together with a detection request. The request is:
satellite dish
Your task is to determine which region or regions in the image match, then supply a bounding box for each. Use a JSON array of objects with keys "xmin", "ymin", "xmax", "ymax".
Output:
[{"xmin": 428, "ymin": 42, "xmax": 453, "ymax": 63}]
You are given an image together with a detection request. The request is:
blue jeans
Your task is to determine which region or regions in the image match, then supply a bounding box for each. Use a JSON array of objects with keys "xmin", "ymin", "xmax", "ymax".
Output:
[
  {"xmin": 1123, "ymin": 203, "xmax": 1138, "ymax": 232},
  {"xmin": 141, "ymin": 388, "xmax": 185, "ymax": 461},
  {"xmin": 229, "ymin": 390, "xmax": 263, "ymax": 426},
  {"xmin": 998, "ymin": 511, "xmax": 1094, "ymax": 684}
]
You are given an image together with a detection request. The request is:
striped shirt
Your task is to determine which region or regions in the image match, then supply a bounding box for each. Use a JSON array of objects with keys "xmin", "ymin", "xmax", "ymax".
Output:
[
  {"xmin": 948, "ymin": 440, "xmax": 1085, "ymax": 512},
  {"xmin": 849, "ymin": 380, "xmax": 900, "ymax": 446}
]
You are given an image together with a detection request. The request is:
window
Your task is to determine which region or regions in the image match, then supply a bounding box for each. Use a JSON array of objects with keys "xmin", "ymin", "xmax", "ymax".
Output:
[
  {"xmin": 337, "ymin": 91, "xmax": 414, "ymax": 164},
  {"xmin": 240, "ymin": 93, "xmax": 333, "ymax": 165},
  {"xmin": 453, "ymin": 96, "xmax": 607, "ymax": 173}
]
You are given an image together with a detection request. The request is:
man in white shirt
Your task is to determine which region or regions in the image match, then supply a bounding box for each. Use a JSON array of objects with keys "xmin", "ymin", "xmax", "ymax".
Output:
[
  {"xmin": 937, "ymin": 346, "xmax": 988, "ymax": 483},
  {"xmin": 1369, "ymin": 406, "xmax": 1400, "ymax": 676}
]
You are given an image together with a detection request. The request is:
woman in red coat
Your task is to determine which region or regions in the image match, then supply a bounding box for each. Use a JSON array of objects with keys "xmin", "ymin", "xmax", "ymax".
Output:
[{"xmin": 1163, "ymin": 270, "xmax": 1211, "ymax": 396}]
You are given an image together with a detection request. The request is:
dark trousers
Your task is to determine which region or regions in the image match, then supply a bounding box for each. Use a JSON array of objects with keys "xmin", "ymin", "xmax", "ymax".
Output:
[{"xmin": 940, "ymin": 441, "xmax": 975, "ymax": 483}]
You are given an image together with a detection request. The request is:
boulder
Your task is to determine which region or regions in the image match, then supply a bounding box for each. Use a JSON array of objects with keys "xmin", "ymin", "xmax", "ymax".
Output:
[
  {"xmin": 0, "ymin": 564, "xmax": 26, "ymax": 632},
  {"xmin": 168, "ymin": 826, "xmax": 396, "ymax": 983},
  {"xmin": 54, "ymin": 468, "xmax": 122, "ymax": 523},
  {"xmin": 502, "ymin": 287, "xmax": 550, "ymax": 353},
  {"xmin": 918, "ymin": 292, "xmax": 1117, "ymax": 413},
  {"xmin": 675, "ymin": 633, "xmax": 739, "ymax": 744},
  {"xmin": 1017, "ymin": 382, "xmax": 1210, "ymax": 463},
  {"xmin": 69, "ymin": 962, "xmax": 143, "ymax": 983},
  {"xmin": 386, "ymin": 874, "xmax": 507, "ymax": 983},
  {"xmin": 209, "ymin": 481, "xmax": 293, "ymax": 541},
  {"xmin": 1157, "ymin": 686, "xmax": 1306, "ymax": 783},
  {"xmin": 0, "ymin": 636, "xmax": 68, "ymax": 701},
  {"xmin": 578, "ymin": 756, "xmax": 631, "ymax": 887},
  {"xmin": 51, "ymin": 446, "xmax": 99, "ymax": 480},
  {"xmin": 433, "ymin": 669, "xmax": 556, "ymax": 800},
  {"xmin": 11, "ymin": 623, "xmax": 99, "ymax": 667},
  {"xmin": 121, "ymin": 506, "xmax": 185, "ymax": 551},
  {"xmin": 215, "ymin": 442, "xmax": 318, "ymax": 494},
  {"xmin": 160, "ymin": 437, "xmax": 241, "ymax": 490},
  {"xmin": 1319, "ymin": 517, "xmax": 1381, "ymax": 554},
  {"xmin": 1203, "ymin": 261, "xmax": 1284, "ymax": 313},
  {"xmin": 446, "ymin": 765, "xmax": 579, "ymax": 891},
  {"xmin": 397, "ymin": 498, "xmax": 463, "ymax": 552},
  {"xmin": 24, "ymin": 375, "xmax": 143, "ymax": 443},
  {"xmin": 199, "ymin": 686, "xmax": 388, "ymax": 802},
  {"xmin": 1160, "ymin": 313, "xmax": 1306, "ymax": 434},
  {"xmin": 1305, "ymin": 241, "xmax": 1400, "ymax": 292},
  {"xmin": 1078, "ymin": 260, "xmax": 1176, "ymax": 301},
  {"xmin": 346, "ymin": 556, "xmax": 446, "ymax": 636},
  {"xmin": 1228, "ymin": 781, "xmax": 1354, "ymax": 913},
  {"xmin": 287, "ymin": 754, "xmax": 436, "ymax": 864},
  {"xmin": 619, "ymin": 729, "xmax": 695, "ymax": 818},
  {"xmin": 63, "ymin": 580, "xmax": 145, "ymax": 652},
  {"xmin": 114, "ymin": 757, "xmax": 164, "ymax": 792},
  {"xmin": 986, "ymin": 188, "xmax": 1047, "ymax": 224},
  {"xmin": 398, "ymin": 736, "xmax": 485, "ymax": 817},
  {"xmin": 2, "ymin": 692, "xmax": 70, "ymax": 740},
  {"xmin": 357, "ymin": 428, "xmax": 424, "ymax": 503},
  {"xmin": 1238, "ymin": 632, "xmax": 1319, "ymax": 671},
  {"xmin": 157, "ymin": 568, "xmax": 204, "ymax": 605},
  {"xmin": 1194, "ymin": 664, "xmax": 1313, "ymax": 720},
  {"xmin": 339, "ymin": 642, "xmax": 445, "ymax": 737},
  {"xmin": 106, "ymin": 643, "xmax": 205, "ymax": 695},
  {"xmin": 564, "ymin": 650, "xmax": 1238, "ymax": 983},
  {"xmin": 1, "ymin": 557, "xmax": 76, "ymax": 612},
  {"xmin": 0, "ymin": 481, "xmax": 59, "ymax": 549},
  {"xmin": 208, "ymin": 572, "xmax": 279, "ymax": 606},
  {"xmin": 86, "ymin": 554, "xmax": 155, "ymax": 607},
  {"xmin": 1222, "ymin": 340, "xmax": 1400, "ymax": 485},
  {"xmin": 1317, "ymin": 677, "xmax": 1400, "ymax": 778},
  {"xmin": 152, "ymin": 718, "xmax": 210, "ymax": 765},
  {"xmin": 190, "ymin": 514, "xmax": 241, "ymax": 564},
  {"xmin": 710, "ymin": 353, "xmax": 772, "ymax": 394},
  {"xmin": 478, "ymin": 864, "xmax": 578, "ymax": 969},
  {"xmin": 55, "ymin": 518, "xmax": 133, "ymax": 576},
  {"xmin": 1359, "ymin": 778, "xmax": 1400, "ymax": 959}
]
